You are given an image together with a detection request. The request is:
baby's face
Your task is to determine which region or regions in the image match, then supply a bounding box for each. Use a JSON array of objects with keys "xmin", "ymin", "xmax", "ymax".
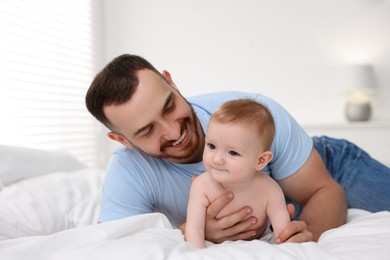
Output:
[{"xmin": 203, "ymin": 121, "xmax": 264, "ymax": 183}]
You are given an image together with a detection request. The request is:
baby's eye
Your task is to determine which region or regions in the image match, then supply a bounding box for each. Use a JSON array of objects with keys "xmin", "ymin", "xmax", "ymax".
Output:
[
  {"xmin": 207, "ymin": 143, "xmax": 216, "ymax": 150},
  {"xmin": 229, "ymin": 151, "xmax": 240, "ymax": 156}
]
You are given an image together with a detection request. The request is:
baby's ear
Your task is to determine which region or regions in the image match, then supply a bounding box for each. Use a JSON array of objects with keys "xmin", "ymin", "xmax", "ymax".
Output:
[{"xmin": 255, "ymin": 151, "xmax": 273, "ymax": 171}]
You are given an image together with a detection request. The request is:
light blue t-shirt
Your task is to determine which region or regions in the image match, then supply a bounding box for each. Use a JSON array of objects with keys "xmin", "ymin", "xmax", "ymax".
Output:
[{"xmin": 98, "ymin": 91, "xmax": 313, "ymax": 227}]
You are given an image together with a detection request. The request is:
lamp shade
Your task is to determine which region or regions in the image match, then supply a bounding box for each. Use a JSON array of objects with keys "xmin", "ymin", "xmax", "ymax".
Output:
[
  {"xmin": 349, "ymin": 65, "xmax": 376, "ymax": 90},
  {"xmin": 345, "ymin": 64, "xmax": 376, "ymax": 122}
]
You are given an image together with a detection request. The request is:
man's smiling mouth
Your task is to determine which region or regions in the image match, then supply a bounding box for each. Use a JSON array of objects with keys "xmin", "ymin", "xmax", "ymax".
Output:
[{"xmin": 171, "ymin": 130, "xmax": 187, "ymax": 146}]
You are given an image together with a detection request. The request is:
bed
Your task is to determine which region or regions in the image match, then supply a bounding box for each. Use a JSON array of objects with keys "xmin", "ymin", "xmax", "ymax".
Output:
[{"xmin": 1, "ymin": 145, "xmax": 390, "ymax": 260}]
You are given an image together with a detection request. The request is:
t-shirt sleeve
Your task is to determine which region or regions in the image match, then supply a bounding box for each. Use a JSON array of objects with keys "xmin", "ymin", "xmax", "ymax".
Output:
[
  {"xmin": 98, "ymin": 151, "xmax": 154, "ymax": 222},
  {"xmin": 254, "ymin": 94, "xmax": 313, "ymax": 180}
]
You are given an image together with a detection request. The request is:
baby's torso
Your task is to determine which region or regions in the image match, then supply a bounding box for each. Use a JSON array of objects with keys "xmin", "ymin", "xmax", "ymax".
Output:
[{"xmin": 205, "ymin": 174, "xmax": 275, "ymax": 231}]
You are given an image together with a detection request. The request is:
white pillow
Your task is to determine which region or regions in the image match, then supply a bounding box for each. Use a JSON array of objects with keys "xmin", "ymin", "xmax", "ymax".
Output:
[
  {"xmin": 0, "ymin": 168, "xmax": 104, "ymax": 240},
  {"xmin": 0, "ymin": 145, "xmax": 86, "ymax": 187}
]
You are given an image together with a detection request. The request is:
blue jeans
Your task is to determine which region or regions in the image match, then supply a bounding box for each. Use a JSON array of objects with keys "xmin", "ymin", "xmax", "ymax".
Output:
[{"xmin": 291, "ymin": 136, "xmax": 390, "ymax": 218}]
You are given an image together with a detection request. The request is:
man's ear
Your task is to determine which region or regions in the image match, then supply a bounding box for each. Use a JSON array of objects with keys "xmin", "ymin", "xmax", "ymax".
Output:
[
  {"xmin": 255, "ymin": 151, "xmax": 273, "ymax": 171},
  {"xmin": 162, "ymin": 70, "xmax": 179, "ymax": 91},
  {"xmin": 107, "ymin": 132, "xmax": 133, "ymax": 148}
]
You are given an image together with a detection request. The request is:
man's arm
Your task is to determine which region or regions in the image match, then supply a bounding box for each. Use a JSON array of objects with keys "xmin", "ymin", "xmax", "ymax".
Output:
[{"xmin": 277, "ymin": 148, "xmax": 347, "ymax": 242}]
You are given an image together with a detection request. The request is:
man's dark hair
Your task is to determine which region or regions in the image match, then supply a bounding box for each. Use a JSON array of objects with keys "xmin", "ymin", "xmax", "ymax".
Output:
[{"xmin": 85, "ymin": 54, "xmax": 161, "ymax": 129}]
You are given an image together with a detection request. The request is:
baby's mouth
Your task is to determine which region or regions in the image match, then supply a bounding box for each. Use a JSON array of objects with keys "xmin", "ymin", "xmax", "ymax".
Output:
[{"xmin": 211, "ymin": 167, "xmax": 227, "ymax": 172}]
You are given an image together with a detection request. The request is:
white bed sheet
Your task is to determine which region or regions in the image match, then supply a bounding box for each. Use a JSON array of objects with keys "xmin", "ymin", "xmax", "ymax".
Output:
[{"xmin": 0, "ymin": 168, "xmax": 389, "ymax": 260}]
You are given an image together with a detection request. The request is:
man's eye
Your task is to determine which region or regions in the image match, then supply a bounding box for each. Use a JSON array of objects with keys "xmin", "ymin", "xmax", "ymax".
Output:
[
  {"xmin": 142, "ymin": 127, "xmax": 153, "ymax": 137},
  {"xmin": 164, "ymin": 102, "xmax": 175, "ymax": 114},
  {"xmin": 229, "ymin": 151, "xmax": 240, "ymax": 156},
  {"xmin": 207, "ymin": 143, "xmax": 216, "ymax": 150}
]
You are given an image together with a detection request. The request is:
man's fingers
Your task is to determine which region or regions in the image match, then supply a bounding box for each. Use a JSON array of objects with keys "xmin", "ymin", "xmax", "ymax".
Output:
[
  {"xmin": 276, "ymin": 220, "xmax": 314, "ymax": 243},
  {"xmin": 277, "ymin": 221, "xmax": 306, "ymax": 243},
  {"xmin": 286, "ymin": 204, "xmax": 295, "ymax": 219},
  {"xmin": 284, "ymin": 231, "xmax": 314, "ymax": 243},
  {"xmin": 205, "ymin": 193, "xmax": 262, "ymax": 243},
  {"xmin": 206, "ymin": 192, "xmax": 234, "ymax": 219},
  {"xmin": 208, "ymin": 217, "xmax": 258, "ymax": 243},
  {"xmin": 216, "ymin": 207, "xmax": 254, "ymax": 229}
]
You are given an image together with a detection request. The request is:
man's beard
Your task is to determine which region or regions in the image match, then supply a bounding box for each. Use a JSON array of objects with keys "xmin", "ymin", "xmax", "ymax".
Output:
[{"xmin": 153, "ymin": 108, "xmax": 203, "ymax": 163}]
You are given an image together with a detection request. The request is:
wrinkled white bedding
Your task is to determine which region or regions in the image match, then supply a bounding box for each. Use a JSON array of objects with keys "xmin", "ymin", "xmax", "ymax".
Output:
[{"xmin": 1, "ymin": 168, "xmax": 390, "ymax": 260}]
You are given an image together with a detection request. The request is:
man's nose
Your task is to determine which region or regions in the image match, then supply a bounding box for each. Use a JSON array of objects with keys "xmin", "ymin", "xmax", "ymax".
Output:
[{"xmin": 161, "ymin": 120, "xmax": 181, "ymax": 141}]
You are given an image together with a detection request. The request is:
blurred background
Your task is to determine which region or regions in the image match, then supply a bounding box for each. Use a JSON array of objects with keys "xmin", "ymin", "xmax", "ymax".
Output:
[{"xmin": 1, "ymin": 0, "xmax": 389, "ymax": 168}]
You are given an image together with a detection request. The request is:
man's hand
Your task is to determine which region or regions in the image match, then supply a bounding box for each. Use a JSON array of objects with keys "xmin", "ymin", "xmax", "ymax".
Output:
[
  {"xmin": 185, "ymin": 192, "xmax": 314, "ymax": 244},
  {"xmin": 204, "ymin": 192, "xmax": 263, "ymax": 243},
  {"xmin": 276, "ymin": 204, "xmax": 314, "ymax": 243}
]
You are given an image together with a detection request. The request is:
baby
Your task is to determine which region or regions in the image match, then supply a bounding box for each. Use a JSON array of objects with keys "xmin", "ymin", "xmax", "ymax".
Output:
[{"xmin": 185, "ymin": 99, "xmax": 290, "ymax": 249}]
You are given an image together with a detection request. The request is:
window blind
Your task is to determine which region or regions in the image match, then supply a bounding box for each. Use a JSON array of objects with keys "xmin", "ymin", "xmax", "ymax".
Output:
[{"xmin": 0, "ymin": 0, "xmax": 103, "ymax": 168}]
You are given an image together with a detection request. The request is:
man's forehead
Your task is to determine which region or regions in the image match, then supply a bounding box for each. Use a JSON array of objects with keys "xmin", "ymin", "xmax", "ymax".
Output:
[{"xmin": 104, "ymin": 71, "xmax": 172, "ymax": 134}]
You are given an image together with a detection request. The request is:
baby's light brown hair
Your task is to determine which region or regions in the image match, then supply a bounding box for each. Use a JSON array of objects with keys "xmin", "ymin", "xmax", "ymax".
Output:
[{"xmin": 210, "ymin": 99, "xmax": 275, "ymax": 150}]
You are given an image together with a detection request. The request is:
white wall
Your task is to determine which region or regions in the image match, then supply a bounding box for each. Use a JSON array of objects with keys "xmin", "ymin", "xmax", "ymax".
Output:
[{"xmin": 102, "ymin": 0, "xmax": 390, "ymax": 125}]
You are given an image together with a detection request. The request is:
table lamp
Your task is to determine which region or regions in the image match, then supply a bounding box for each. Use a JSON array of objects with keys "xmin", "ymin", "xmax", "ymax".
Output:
[{"xmin": 345, "ymin": 65, "xmax": 376, "ymax": 122}]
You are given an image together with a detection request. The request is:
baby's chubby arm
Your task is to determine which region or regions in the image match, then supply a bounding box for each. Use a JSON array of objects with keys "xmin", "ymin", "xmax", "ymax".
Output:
[
  {"xmin": 266, "ymin": 182, "xmax": 291, "ymax": 243},
  {"xmin": 185, "ymin": 175, "xmax": 211, "ymax": 249}
]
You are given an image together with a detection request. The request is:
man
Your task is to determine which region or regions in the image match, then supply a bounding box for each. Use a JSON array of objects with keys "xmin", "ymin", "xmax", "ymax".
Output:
[{"xmin": 85, "ymin": 54, "xmax": 390, "ymax": 243}]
